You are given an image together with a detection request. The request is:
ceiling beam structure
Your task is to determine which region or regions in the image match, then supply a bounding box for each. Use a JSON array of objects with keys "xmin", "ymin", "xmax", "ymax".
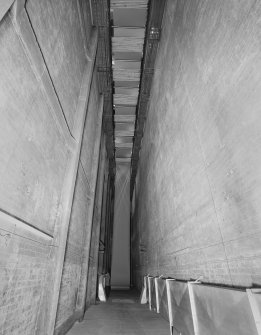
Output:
[
  {"xmin": 91, "ymin": 0, "xmax": 166, "ymax": 183},
  {"xmin": 111, "ymin": 0, "xmax": 148, "ymax": 164},
  {"xmin": 91, "ymin": 0, "xmax": 115, "ymax": 176},
  {"xmin": 130, "ymin": 0, "xmax": 166, "ymax": 194}
]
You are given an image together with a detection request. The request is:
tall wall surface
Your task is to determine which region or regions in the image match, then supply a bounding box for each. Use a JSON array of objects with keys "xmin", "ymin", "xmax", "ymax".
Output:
[
  {"xmin": 0, "ymin": 1, "xmax": 112, "ymax": 334},
  {"xmin": 132, "ymin": 0, "xmax": 261, "ymax": 289},
  {"xmin": 55, "ymin": 72, "xmax": 106, "ymax": 334}
]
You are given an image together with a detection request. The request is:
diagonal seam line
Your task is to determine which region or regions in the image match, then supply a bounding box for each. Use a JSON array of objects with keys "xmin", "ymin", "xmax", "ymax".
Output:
[{"xmin": 24, "ymin": 7, "xmax": 75, "ymax": 139}]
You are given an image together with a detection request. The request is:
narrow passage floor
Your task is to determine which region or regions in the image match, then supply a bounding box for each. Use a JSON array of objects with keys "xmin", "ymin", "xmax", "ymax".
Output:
[{"xmin": 67, "ymin": 290, "xmax": 169, "ymax": 335}]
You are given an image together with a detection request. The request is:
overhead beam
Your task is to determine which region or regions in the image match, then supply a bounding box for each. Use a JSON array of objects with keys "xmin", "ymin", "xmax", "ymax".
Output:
[
  {"xmin": 130, "ymin": 0, "xmax": 167, "ymax": 194},
  {"xmin": 91, "ymin": 0, "xmax": 115, "ymax": 175}
]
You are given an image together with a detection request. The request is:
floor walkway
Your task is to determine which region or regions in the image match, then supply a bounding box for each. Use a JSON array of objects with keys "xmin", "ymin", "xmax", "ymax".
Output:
[{"xmin": 67, "ymin": 290, "xmax": 169, "ymax": 335}]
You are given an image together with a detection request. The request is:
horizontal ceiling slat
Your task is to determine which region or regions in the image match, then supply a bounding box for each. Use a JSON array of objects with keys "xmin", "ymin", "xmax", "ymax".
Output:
[
  {"xmin": 113, "ymin": 69, "xmax": 140, "ymax": 81},
  {"xmin": 113, "ymin": 28, "xmax": 145, "ymax": 38},
  {"xmin": 112, "ymin": 8, "xmax": 147, "ymax": 27},
  {"xmin": 114, "ymin": 94, "xmax": 138, "ymax": 105},
  {"xmin": 115, "ymin": 142, "xmax": 133, "ymax": 148},
  {"xmin": 115, "ymin": 87, "xmax": 139, "ymax": 95},
  {"xmin": 113, "ymin": 51, "xmax": 142, "ymax": 60},
  {"xmin": 115, "ymin": 106, "xmax": 136, "ymax": 115},
  {"xmin": 114, "ymin": 115, "xmax": 136, "ymax": 123},
  {"xmin": 116, "ymin": 158, "xmax": 131, "ymax": 163},
  {"xmin": 112, "ymin": 37, "xmax": 144, "ymax": 53},
  {"xmin": 111, "ymin": 0, "xmax": 148, "ymax": 9},
  {"xmin": 114, "ymin": 81, "xmax": 139, "ymax": 87},
  {"xmin": 113, "ymin": 61, "xmax": 141, "ymax": 70},
  {"xmin": 115, "ymin": 123, "xmax": 135, "ymax": 131},
  {"xmin": 115, "ymin": 136, "xmax": 133, "ymax": 144},
  {"xmin": 116, "ymin": 147, "xmax": 132, "ymax": 158},
  {"xmin": 115, "ymin": 130, "xmax": 135, "ymax": 136}
]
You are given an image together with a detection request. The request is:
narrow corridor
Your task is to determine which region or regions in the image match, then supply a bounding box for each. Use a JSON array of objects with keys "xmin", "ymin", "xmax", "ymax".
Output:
[
  {"xmin": 2, "ymin": 0, "xmax": 261, "ymax": 334},
  {"xmin": 67, "ymin": 290, "xmax": 169, "ymax": 335}
]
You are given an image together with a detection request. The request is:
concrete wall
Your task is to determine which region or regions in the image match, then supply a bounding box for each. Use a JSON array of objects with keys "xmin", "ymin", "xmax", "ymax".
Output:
[
  {"xmin": 55, "ymin": 164, "xmax": 90, "ymax": 329},
  {"xmin": 26, "ymin": 0, "xmax": 90, "ymax": 134},
  {"xmin": 132, "ymin": 0, "xmax": 261, "ymax": 289},
  {"xmin": 0, "ymin": 1, "xmax": 107, "ymax": 334},
  {"xmin": 55, "ymin": 71, "xmax": 103, "ymax": 331}
]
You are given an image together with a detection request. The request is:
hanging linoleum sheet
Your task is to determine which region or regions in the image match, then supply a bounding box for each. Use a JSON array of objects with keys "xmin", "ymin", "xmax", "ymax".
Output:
[
  {"xmin": 111, "ymin": 163, "xmax": 130, "ymax": 289},
  {"xmin": 166, "ymin": 280, "xmax": 194, "ymax": 335},
  {"xmin": 189, "ymin": 283, "xmax": 258, "ymax": 335}
]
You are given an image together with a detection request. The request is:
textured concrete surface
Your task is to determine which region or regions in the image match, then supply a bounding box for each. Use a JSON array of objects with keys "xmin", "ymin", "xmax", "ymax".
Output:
[
  {"xmin": 55, "ymin": 79, "xmax": 105, "ymax": 334},
  {"xmin": 80, "ymin": 72, "xmax": 100, "ymax": 182},
  {"xmin": 55, "ymin": 165, "xmax": 91, "ymax": 328},
  {"xmin": 0, "ymin": 14, "xmax": 68, "ymax": 235},
  {"xmin": 132, "ymin": 0, "xmax": 261, "ymax": 288},
  {"xmin": 0, "ymin": 8, "xmax": 68, "ymax": 334},
  {"xmin": 26, "ymin": 0, "xmax": 91, "ymax": 134},
  {"xmin": 67, "ymin": 290, "xmax": 169, "ymax": 335},
  {"xmin": 0, "ymin": 224, "xmax": 52, "ymax": 334},
  {"xmin": 0, "ymin": 1, "xmax": 103, "ymax": 334},
  {"xmin": 55, "ymin": 67, "xmax": 101, "ymax": 331}
]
